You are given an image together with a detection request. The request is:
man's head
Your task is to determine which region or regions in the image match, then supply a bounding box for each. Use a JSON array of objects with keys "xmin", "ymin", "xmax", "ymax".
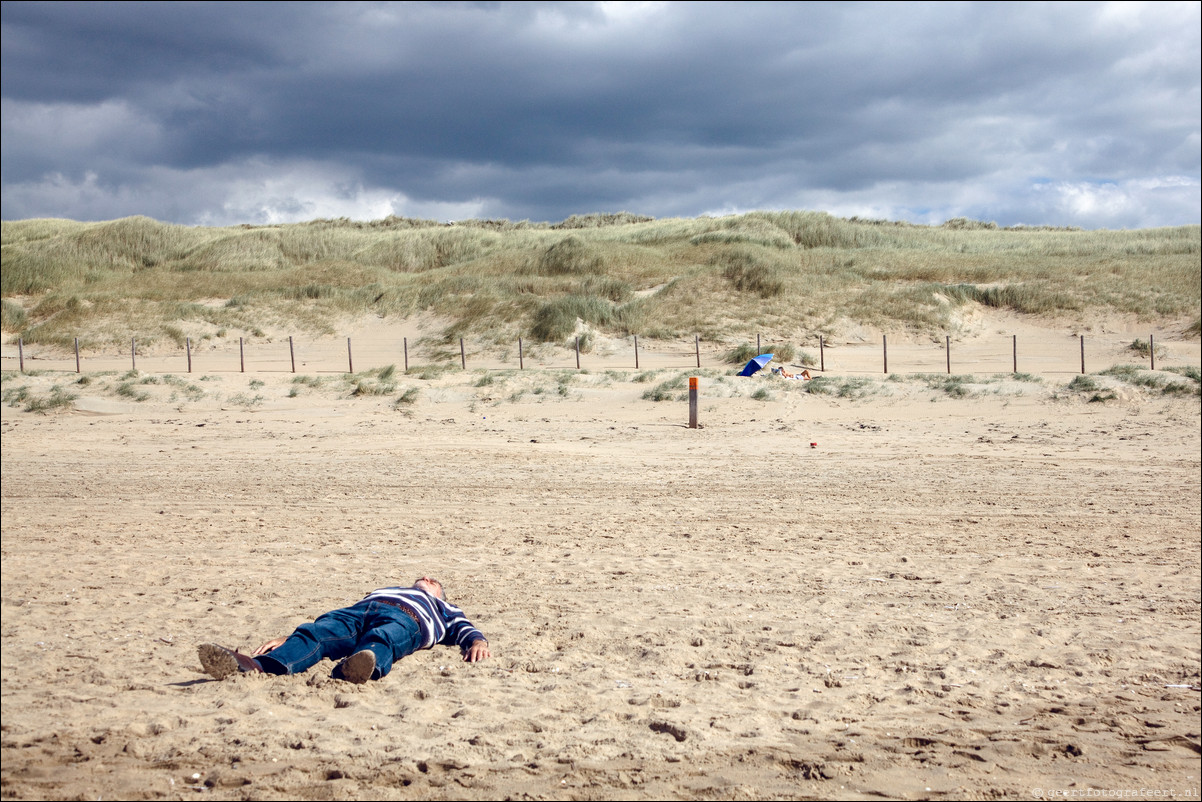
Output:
[{"xmin": 414, "ymin": 576, "xmax": 445, "ymax": 600}]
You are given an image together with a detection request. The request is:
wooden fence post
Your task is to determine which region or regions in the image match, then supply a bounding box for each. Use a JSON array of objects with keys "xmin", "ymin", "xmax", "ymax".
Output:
[
  {"xmin": 347, "ymin": 337, "xmax": 353, "ymax": 373},
  {"xmin": 575, "ymin": 336, "xmax": 580, "ymax": 369},
  {"xmin": 695, "ymin": 334, "xmax": 701, "ymax": 369},
  {"xmin": 403, "ymin": 337, "xmax": 409, "ymax": 372},
  {"xmin": 819, "ymin": 335, "xmax": 825, "ymax": 372},
  {"xmin": 882, "ymin": 335, "xmax": 888, "ymax": 374},
  {"xmin": 132, "ymin": 338, "xmax": 137, "ymax": 371},
  {"xmin": 946, "ymin": 335, "xmax": 951, "ymax": 374},
  {"xmin": 289, "ymin": 336, "xmax": 295, "ymax": 373},
  {"xmin": 634, "ymin": 335, "xmax": 639, "ymax": 369},
  {"xmin": 1012, "ymin": 334, "xmax": 1017, "ymax": 374},
  {"xmin": 75, "ymin": 338, "xmax": 81, "ymax": 373},
  {"xmin": 1080, "ymin": 334, "xmax": 1085, "ymax": 375},
  {"xmin": 187, "ymin": 337, "xmax": 192, "ymax": 373},
  {"xmin": 18, "ymin": 337, "xmax": 24, "ymax": 373},
  {"xmin": 460, "ymin": 338, "xmax": 466, "ymax": 370},
  {"xmin": 518, "ymin": 337, "xmax": 523, "ymax": 370},
  {"xmin": 1149, "ymin": 334, "xmax": 1155, "ymax": 371},
  {"xmin": 239, "ymin": 337, "xmax": 244, "ymax": 373},
  {"xmin": 689, "ymin": 377, "xmax": 699, "ymax": 429}
]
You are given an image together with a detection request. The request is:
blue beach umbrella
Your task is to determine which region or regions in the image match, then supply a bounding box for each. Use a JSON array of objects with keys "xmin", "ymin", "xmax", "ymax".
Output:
[{"xmin": 738, "ymin": 353, "xmax": 774, "ymax": 377}]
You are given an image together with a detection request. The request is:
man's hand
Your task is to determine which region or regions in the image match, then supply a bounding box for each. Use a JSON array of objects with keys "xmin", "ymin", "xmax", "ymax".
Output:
[
  {"xmin": 463, "ymin": 639, "xmax": 491, "ymax": 663},
  {"xmin": 253, "ymin": 636, "xmax": 287, "ymax": 656}
]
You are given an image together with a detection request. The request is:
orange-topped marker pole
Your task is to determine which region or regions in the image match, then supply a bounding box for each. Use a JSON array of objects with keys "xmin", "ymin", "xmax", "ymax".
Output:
[{"xmin": 688, "ymin": 377, "xmax": 699, "ymax": 429}]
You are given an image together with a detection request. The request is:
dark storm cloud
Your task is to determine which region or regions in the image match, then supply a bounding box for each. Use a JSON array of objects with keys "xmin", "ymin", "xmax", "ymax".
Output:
[
  {"xmin": 2, "ymin": 1, "xmax": 1198, "ymax": 227},
  {"xmin": 1, "ymin": 2, "xmax": 290, "ymax": 101}
]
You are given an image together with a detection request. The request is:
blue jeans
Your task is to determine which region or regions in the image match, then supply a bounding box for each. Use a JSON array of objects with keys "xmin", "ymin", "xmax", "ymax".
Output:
[{"xmin": 256, "ymin": 601, "xmax": 423, "ymax": 680}]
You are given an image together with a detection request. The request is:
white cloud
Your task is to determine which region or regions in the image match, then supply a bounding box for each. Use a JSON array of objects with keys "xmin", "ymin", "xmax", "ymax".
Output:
[
  {"xmin": 2, "ymin": 159, "xmax": 492, "ymax": 226},
  {"xmin": 1029, "ymin": 176, "xmax": 1202, "ymax": 229},
  {"xmin": 194, "ymin": 161, "xmax": 486, "ymax": 226}
]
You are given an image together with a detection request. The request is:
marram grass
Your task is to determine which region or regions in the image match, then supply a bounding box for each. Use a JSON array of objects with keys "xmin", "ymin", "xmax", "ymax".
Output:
[{"xmin": 2, "ymin": 212, "xmax": 1197, "ymax": 349}]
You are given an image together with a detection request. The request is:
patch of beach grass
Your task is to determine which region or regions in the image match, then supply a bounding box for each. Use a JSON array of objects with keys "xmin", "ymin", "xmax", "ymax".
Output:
[
  {"xmin": 1165, "ymin": 365, "xmax": 1200, "ymax": 383},
  {"xmin": 226, "ymin": 392, "xmax": 264, "ymax": 408},
  {"xmin": 641, "ymin": 372, "xmax": 689, "ymax": 402},
  {"xmin": 722, "ymin": 342, "xmax": 797, "ymax": 364},
  {"xmin": 1126, "ymin": 338, "xmax": 1163, "ymax": 360},
  {"xmin": 721, "ymin": 249, "xmax": 785, "ymax": 298},
  {"xmin": 161, "ymin": 374, "xmax": 205, "ymax": 402},
  {"xmin": 24, "ymin": 384, "xmax": 78, "ymax": 413},
  {"xmin": 1067, "ymin": 374, "xmax": 1100, "ymax": 393},
  {"xmin": 115, "ymin": 380, "xmax": 150, "ymax": 402},
  {"xmin": 1, "ymin": 298, "xmax": 28, "ymax": 331},
  {"xmin": 556, "ymin": 372, "xmax": 575, "ymax": 397},
  {"xmin": 803, "ymin": 375, "xmax": 878, "ymax": 399},
  {"xmin": 721, "ymin": 344, "xmax": 763, "ymax": 364},
  {"xmin": 393, "ymin": 387, "xmax": 420, "ymax": 408},
  {"xmin": 1100, "ymin": 364, "xmax": 1201, "ymax": 397},
  {"xmin": 2, "ymin": 379, "xmax": 78, "ymax": 413},
  {"xmin": 1066, "ymin": 374, "xmax": 1115, "ymax": 403},
  {"xmin": 347, "ymin": 365, "xmax": 399, "ymax": 397},
  {"xmin": 923, "ymin": 374, "xmax": 977, "ymax": 398},
  {"xmin": 2, "ymin": 381, "xmax": 30, "ymax": 407}
]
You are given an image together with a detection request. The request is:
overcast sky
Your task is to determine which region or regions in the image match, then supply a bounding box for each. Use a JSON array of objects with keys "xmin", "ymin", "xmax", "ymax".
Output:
[{"xmin": 2, "ymin": 1, "xmax": 1199, "ymax": 229}]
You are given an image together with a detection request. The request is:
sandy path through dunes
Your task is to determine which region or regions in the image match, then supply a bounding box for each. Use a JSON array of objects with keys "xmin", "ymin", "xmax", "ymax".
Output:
[{"xmin": 2, "ymin": 380, "xmax": 1200, "ymax": 800}]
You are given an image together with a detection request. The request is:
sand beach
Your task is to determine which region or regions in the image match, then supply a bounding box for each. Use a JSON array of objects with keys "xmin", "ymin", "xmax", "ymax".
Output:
[{"xmin": 2, "ymin": 317, "xmax": 1200, "ymax": 800}]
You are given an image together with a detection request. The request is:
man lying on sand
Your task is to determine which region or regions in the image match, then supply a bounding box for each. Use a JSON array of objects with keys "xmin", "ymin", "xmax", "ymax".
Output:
[{"xmin": 198, "ymin": 576, "xmax": 490, "ymax": 684}]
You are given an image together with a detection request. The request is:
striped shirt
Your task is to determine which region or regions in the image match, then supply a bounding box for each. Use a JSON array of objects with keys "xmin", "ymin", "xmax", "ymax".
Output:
[{"xmin": 358, "ymin": 586, "xmax": 486, "ymax": 653}]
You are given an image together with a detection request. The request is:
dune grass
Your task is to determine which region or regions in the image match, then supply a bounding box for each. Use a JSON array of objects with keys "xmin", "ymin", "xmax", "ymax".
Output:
[
  {"xmin": 1063, "ymin": 363, "xmax": 1201, "ymax": 401},
  {"xmin": 0, "ymin": 379, "xmax": 78, "ymax": 413},
  {"xmin": 722, "ymin": 342, "xmax": 798, "ymax": 364},
  {"xmin": 2, "ymin": 212, "xmax": 1197, "ymax": 351},
  {"xmin": 347, "ymin": 365, "xmax": 400, "ymax": 397}
]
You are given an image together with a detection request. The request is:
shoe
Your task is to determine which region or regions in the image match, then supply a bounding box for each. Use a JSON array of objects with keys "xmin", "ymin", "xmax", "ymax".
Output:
[
  {"xmin": 198, "ymin": 643, "xmax": 263, "ymax": 679},
  {"xmin": 338, "ymin": 650, "xmax": 377, "ymax": 684}
]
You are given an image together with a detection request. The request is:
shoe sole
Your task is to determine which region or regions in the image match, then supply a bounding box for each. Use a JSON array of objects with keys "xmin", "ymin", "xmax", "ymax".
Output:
[
  {"xmin": 198, "ymin": 643, "xmax": 241, "ymax": 680},
  {"xmin": 340, "ymin": 650, "xmax": 376, "ymax": 684}
]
